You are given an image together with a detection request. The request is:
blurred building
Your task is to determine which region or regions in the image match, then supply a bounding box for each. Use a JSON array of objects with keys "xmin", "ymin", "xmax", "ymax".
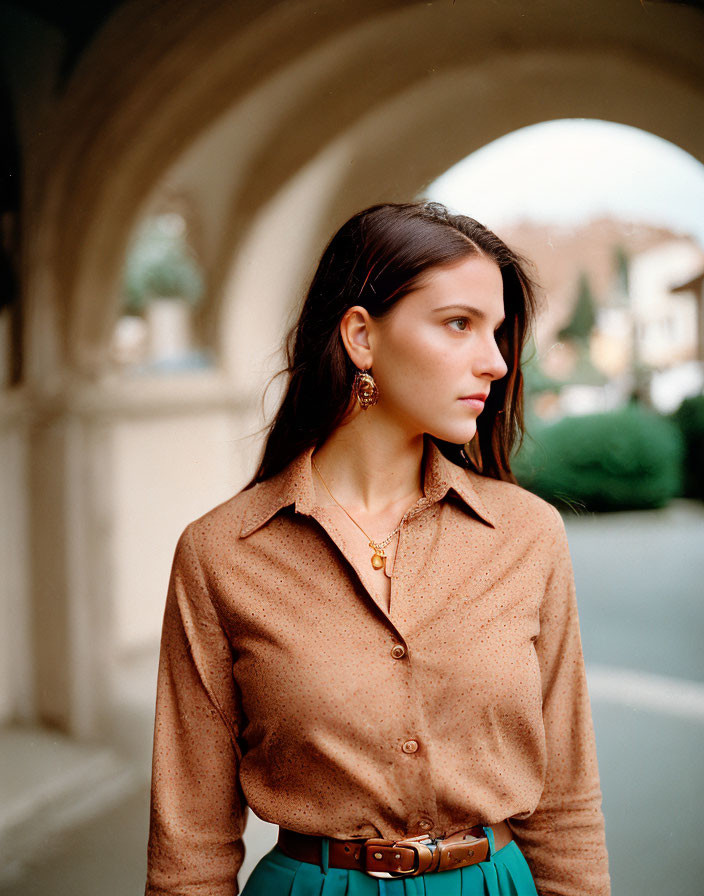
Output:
[{"xmin": 501, "ymin": 218, "xmax": 704, "ymax": 415}]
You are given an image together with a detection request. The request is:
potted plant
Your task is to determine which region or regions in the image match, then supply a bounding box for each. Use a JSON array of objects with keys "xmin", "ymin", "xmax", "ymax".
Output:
[{"xmin": 123, "ymin": 216, "xmax": 205, "ymax": 365}]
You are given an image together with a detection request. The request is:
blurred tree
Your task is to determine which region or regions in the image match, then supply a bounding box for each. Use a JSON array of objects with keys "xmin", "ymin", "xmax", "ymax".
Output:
[
  {"xmin": 558, "ymin": 270, "xmax": 597, "ymax": 346},
  {"xmin": 613, "ymin": 243, "xmax": 630, "ymax": 301},
  {"xmin": 521, "ymin": 335, "xmax": 562, "ymax": 396}
]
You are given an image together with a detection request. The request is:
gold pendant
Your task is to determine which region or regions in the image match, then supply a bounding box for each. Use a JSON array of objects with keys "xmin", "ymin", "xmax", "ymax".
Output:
[{"xmin": 370, "ymin": 550, "xmax": 386, "ymax": 570}]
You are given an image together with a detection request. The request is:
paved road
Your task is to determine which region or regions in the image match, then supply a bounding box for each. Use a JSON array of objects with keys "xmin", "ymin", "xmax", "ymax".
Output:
[
  {"xmin": 564, "ymin": 498, "xmax": 704, "ymax": 896},
  {"xmin": 2, "ymin": 499, "xmax": 702, "ymax": 895}
]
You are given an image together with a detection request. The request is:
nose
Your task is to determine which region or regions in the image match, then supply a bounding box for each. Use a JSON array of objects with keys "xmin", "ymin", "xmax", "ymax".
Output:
[{"xmin": 473, "ymin": 333, "xmax": 509, "ymax": 382}]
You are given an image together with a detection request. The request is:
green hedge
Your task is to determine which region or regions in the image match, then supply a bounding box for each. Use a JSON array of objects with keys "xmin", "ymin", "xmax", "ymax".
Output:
[
  {"xmin": 512, "ymin": 402, "xmax": 685, "ymax": 513},
  {"xmin": 669, "ymin": 394, "xmax": 704, "ymax": 500}
]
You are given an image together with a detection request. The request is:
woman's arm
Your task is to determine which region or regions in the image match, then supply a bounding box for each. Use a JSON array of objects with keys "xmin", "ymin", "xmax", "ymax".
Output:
[
  {"xmin": 145, "ymin": 523, "xmax": 248, "ymax": 896},
  {"xmin": 507, "ymin": 503, "xmax": 611, "ymax": 896}
]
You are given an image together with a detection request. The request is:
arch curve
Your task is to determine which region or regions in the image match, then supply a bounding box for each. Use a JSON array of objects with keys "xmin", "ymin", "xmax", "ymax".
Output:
[{"xmin": 25, "ymin": 0, "xmax": 704, "ymax": 379}]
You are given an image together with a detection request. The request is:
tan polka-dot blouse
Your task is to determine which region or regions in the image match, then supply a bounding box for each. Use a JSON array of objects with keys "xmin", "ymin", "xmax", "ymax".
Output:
[{"xmin": 145, "ymin": 434, "xmax": 610, "ymax": 896}]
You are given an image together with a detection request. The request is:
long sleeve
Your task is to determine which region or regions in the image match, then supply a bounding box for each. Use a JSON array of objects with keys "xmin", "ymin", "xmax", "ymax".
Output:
[
  {"xmin": 145, "ymin": 524, "xmax": 248, "ymax": 896},
  {"xmin": 506, "ymin": 504, "xmax": 611, "ymax": 896}
]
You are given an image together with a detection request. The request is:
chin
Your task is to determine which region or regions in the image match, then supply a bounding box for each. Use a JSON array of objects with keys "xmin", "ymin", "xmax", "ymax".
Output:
[{"xmin": 427, "ymin": 424, "xmax": 478, "ymax": 446}]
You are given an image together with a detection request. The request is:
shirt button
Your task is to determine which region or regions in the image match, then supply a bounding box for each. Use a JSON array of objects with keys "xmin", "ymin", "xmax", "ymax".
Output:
[
  {"xmin": 390, "ymin": 645, "xmax": 406, "ymax": 659},
  {"xmin": 402, "ymin": 739, "xmax": 419, "ymax": 753}
]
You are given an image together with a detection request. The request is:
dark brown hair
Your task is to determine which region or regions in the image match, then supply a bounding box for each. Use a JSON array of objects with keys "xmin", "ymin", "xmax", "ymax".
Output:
[{"xmin": 243, "ymin": 200, "xmax": 541, "ymax": 489}]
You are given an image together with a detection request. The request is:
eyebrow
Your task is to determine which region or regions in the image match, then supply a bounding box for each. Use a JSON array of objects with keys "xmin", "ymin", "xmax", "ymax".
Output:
[{"xmin": 433, "ymin": 304, "xmax": 506, "ymax": 327}]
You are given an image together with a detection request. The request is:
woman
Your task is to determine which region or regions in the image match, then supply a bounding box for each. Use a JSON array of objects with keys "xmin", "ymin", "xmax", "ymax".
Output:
[{"xmin": 144, "ymin": 200, "xmax": 611, "ymax": 896}]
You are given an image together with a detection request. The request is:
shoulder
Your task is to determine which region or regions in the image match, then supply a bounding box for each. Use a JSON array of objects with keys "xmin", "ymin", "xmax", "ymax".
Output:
[
  {"xmin": 464, "ymin": 472, "xmax": 572, "ymax": 574},
  {"xmin": 173, "ymin": 484, "xmax": 258, "ymax": 567},
  {"xmin": 466, "ymin": 468, "xmax": 564, "ymax": 538}
]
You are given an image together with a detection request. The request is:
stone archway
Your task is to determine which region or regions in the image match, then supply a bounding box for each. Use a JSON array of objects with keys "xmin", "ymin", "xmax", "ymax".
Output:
[
  {"xmin": 12, "ymin": 0, "xmax": 704, "ymax": 739},
  {"xmin": 26, "ymin": 0, "xmax": 704, "ymax": 381}
]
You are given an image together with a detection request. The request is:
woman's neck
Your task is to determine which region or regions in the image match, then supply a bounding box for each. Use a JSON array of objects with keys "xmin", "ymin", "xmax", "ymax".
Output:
[{"xmin": 311, "ymin": 416, "xmax": 426, "ymax": 516}]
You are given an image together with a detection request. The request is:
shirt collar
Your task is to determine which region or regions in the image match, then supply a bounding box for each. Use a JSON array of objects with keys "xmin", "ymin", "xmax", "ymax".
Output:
[{"xmin": 238, "ymin": 434, "xmax": 496, "ymax": 538}]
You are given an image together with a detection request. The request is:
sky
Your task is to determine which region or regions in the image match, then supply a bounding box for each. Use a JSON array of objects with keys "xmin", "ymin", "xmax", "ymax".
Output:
[{"xmin": 425, "ymin": 119, "xmax": 704, "ymax": 247}]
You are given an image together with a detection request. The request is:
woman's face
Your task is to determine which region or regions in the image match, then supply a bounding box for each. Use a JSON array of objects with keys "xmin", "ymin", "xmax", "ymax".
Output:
[{"xmin": 360, "ymin": 253, "xmax": 509, "ymax": 445}]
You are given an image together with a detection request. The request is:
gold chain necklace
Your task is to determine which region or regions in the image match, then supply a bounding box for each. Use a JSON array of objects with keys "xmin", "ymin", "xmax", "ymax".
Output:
[{"xmin": 311, "ymin": 456, "xmax": 407, "ymax": 571}]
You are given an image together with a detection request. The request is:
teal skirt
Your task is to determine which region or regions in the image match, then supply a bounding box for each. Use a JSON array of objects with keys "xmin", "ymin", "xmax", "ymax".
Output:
[{"xmin": 240, "ymin": 826, "xmax": 538, "ymax": 895}]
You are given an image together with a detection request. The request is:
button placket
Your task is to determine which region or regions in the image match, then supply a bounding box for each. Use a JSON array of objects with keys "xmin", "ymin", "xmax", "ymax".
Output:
[{"xmin": 310, "ymin": 508, "xmax": 410, "ymax": 642}]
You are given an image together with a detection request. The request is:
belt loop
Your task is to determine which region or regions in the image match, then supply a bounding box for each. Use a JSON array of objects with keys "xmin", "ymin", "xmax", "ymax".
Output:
[
  {"xmin": 482, "ymin": 825, "xmax": 496, "ymax": 860},
  {"xmin": 320, "ymin": 835, "xmax": 330, "ymax": 874}
]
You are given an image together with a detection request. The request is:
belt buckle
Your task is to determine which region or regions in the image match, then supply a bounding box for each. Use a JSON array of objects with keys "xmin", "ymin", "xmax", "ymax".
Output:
[{"xmin": 363, "ymin": 835, "xmax": 435, "ymax": 878}]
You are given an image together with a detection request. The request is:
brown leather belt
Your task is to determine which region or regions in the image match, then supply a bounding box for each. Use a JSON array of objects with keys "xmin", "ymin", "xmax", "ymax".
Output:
[{"xmin": 277, "ymin": 820, "xmax": 513, "ymax": 878}]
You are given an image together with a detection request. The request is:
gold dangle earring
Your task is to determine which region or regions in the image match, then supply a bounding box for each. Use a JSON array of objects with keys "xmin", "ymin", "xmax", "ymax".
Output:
[{"xmin": 352, "ymin": 367, "xmax": 379, "ymax": 409}]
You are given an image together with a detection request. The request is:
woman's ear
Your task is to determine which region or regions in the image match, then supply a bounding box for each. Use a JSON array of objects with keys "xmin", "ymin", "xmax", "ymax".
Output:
[{"xmin": 339, "ymin": 305, "xmax": 374, "ymax": 369}]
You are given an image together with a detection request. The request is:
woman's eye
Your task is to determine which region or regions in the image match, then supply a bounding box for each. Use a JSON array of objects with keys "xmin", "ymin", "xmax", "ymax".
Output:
[{"xmin": 447, "ymin": 318, "xmax": 505, "ymax": 335}]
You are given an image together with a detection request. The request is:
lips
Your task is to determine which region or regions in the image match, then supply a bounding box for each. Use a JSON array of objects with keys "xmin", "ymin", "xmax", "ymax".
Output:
[{"xmin": 460, "ymin": 393, "xmax": 489, "ymax": 401}]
